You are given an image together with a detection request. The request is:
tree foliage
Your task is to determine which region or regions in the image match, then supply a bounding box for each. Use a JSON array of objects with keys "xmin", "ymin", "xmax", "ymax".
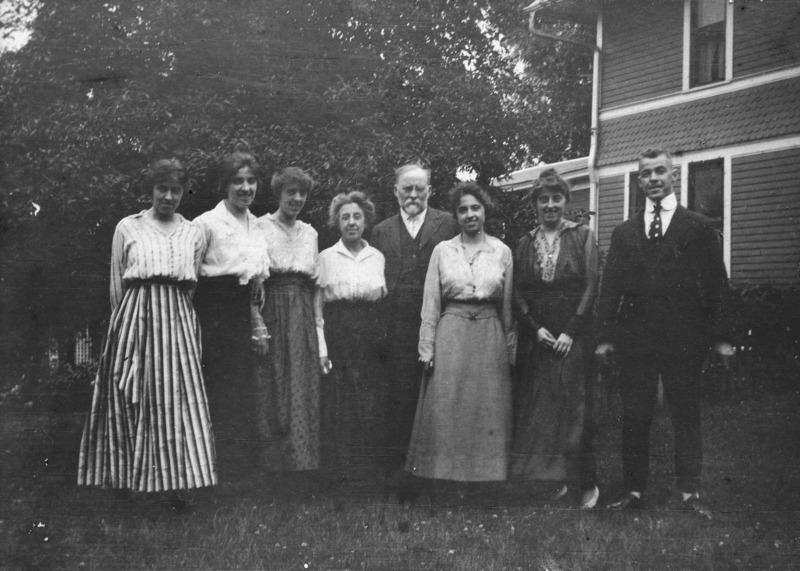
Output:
[{"xmin": 0, "ymin": 0, "xmax": 592, "ymax": 373}]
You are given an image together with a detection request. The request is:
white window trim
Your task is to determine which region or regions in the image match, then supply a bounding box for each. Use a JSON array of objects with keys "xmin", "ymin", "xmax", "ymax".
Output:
[
  {"xmin": 723, "ymin": 155, "xmax": 732, "ymax": 273},
  {"xmin": 682, "ymin": 0, "xmax": 734, "ymax": 91},
  {"xmin": 622, "ymin": 171, "xmax": 631, "ymax": 221}
]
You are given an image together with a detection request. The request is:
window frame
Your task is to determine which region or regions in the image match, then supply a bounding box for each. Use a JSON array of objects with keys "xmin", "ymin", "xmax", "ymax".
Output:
[{"xmin": 683, "ymin": 0, "xmax": 734, "ymax": 91}]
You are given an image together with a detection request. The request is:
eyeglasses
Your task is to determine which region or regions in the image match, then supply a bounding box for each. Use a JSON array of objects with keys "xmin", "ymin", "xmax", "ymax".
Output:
[{"xmin": 397, "ymin": 184, "xmax": 429, "ymax": 194}]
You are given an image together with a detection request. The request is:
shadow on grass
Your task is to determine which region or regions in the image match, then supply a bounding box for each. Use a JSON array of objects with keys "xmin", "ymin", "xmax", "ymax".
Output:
[{"xmin": 1, "ymin": 377, "xmax": 799, "ymax": 570}]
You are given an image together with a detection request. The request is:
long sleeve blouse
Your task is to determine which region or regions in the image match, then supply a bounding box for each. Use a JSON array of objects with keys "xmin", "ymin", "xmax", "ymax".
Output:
[
  {"xmin": 193, "ymin": 200, "xmax": 271, "ymax": 285},
  {"xmin": 418, "ymin": 235, "xmax": 514, "ymax": 363},
  {"xmin": 258, "ymin": 213, "xmax": 319, "ymax": 279},
  {"xmin": 109, "ymin": 212, "xmax": 205, "ymax": 310}
]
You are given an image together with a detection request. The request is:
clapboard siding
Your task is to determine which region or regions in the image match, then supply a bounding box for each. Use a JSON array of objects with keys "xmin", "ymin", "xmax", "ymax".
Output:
[
  {"xmin": 597, "ymin": 175, "xmax": 625, "ymax": 252},
  {"xmin": 734, "ymin": 0, "xmax": 800, "ymax": 78},
  {"xmin": 569, "ymin": 188, "xmax": 590, "ymax": 214},
  {"xmin": 730, "ymin": 148, "xmax": 800, "ymax": 284},
  {"xmin": 601, "ymin": 0, "xmax": 684, "ymax": 108}
]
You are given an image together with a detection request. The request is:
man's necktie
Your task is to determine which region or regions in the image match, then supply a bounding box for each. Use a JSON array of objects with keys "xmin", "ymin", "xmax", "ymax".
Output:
[{"xmin": 648, "ymin": 202, "xmax": 663, "ymax": 240}]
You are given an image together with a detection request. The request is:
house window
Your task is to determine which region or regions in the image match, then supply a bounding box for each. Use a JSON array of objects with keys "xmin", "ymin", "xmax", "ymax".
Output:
[
  {"xmin": 688, "ymin": 159, "xmax": 724, "ymax": 234},
  {"xmin": 690, "ymin": 0, "xmax": 726, "ymax": 86}
]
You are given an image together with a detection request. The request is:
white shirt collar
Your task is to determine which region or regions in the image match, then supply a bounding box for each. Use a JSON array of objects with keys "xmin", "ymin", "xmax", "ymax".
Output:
[
  {"xmin": 400, "ymin": 207, "xmax": 428, "ymax": 225},
  {"xmin": 646, "ymin": 192, "xmax": 677, "ymax": 213},
  {"xmin": 332, "ymin": 238, "xmax": 375, "ymax": 261}
]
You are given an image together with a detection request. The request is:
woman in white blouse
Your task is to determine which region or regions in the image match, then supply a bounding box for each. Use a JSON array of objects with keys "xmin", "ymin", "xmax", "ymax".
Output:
[
  {"xmin": 193, "ymin": 152, "xmax": 271, "ymax": 480},
  {"xmin": 405, "ymin": 182, "xmax": 514, "ymax": 489},
  {"xmin": 257, "ymin": 167, "xmax": 325, "ymax": 472},
  {"xmin": 315, "ymin": 191, "xmax": 388, "ymax": 477},
  {"xmin": 78, "ymin": 159, "xmax": 216, "ymax": 507}
]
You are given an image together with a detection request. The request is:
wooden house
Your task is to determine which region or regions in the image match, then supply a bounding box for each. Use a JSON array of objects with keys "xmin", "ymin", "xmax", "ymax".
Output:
[{"xmin": 522, "ymin": 0, "xmax": 800, "ymax": 284}]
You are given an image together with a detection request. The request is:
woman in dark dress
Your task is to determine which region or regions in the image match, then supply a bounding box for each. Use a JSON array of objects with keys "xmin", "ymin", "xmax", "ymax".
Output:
[
  {"xmin": 316, "ymin": 191, "xmax": 388, "ymax": 478},
  {"xmin": 193, "ymin": 152, "xmax": 271, "ymax": 481},
  {"xmin": 510, "ymin": 168, "xmax": 600, "ymax": 509}
]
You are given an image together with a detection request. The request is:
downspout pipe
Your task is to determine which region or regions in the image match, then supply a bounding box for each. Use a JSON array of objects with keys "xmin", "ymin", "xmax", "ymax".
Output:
[{"xmin": 588, "ymin": 9, "xmax": 602, "ymax": 236}]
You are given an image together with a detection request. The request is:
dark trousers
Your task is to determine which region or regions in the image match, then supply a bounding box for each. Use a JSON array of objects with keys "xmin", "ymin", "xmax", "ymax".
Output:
[
  {"xmin": 384, "ymin": 302, "xmax": 424, "ymax": 469},
  {"xmin": 618, "ymin": 353, "xmax": 703, "ymax": 494}
]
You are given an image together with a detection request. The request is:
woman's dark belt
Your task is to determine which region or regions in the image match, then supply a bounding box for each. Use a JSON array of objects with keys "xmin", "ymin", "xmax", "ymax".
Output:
[
  {"xmin": 442, "ymin": 299, "xmax": 499, "ymax": 320},
  {"xmin": 268, "ymin": 272, "xmax": 313, "ymax": 289},
  {"xmin": 126, "ymin": 277, "xmax": 195, "ymax": 289},
  {"xmin": 326, "ymin": 299, "xmax": 380, "ymax": 310}
]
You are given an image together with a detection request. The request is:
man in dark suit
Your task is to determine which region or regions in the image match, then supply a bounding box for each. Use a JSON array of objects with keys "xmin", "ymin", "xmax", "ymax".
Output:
[
  {"xmin": 372, "ymin": 163, "xmax": 459, "ymax": 471},
  {"xmin": 596, "ymin": 148, "xmax": 733, "ymax": 518}
]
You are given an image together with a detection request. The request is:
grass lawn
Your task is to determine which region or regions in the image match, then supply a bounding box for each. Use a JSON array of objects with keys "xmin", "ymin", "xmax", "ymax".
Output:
[{"xmin": 1, "ymin": 377, "xmax": 799, "ymax": 570}]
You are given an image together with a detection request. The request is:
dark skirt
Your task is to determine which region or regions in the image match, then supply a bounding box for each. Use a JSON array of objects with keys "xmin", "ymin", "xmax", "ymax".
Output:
[
  {"xmin": 78, "ymin": 281, "xmax": 217, "ymax": 492},
  {"xmin": 510, "ymin": 333, "xmax": 593, "ymax": 485},
  {"xmin": 193, "ymin": 276, "xmax": 262, "ymax": 478},
  {"xmin": 257, "ymin": 274, "xmax": 321, "ymax": 471},
  {"xmin": 321, "ymin": 300, "xmax": 389, "ymax": 475},
  {"xmin": 405, "ymin": 301, "xmax": 511, "ymax": 482}
]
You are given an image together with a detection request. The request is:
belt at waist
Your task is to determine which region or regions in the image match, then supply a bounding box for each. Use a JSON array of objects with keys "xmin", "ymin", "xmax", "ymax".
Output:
[
  {"xmin": 325, "ymin": 299, "xmax": 381, "ymax": 310},
  {"xmin": 442, "ymin": 300, "xmax": 498, "ymax": 320},
  {"xmin": 268, "ymin": 272, "xmax": 313, "ymax": 288},
  {"xmin": 126, "ymin": 277, "xmax": 195, "ymax": 289}
]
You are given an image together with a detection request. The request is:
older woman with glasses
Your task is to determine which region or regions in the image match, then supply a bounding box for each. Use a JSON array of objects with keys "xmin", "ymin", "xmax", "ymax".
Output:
[{"xmin": 315, "ymin": 191, "xmax": 388, "ymax": 478}]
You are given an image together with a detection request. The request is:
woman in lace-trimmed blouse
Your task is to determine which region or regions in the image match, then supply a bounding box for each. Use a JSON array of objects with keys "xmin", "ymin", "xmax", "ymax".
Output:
[
  {"xmin": 257, "ymin": 167, "xmax": 326, "ymax": 472},
  {"xmin": 405, "ymin": 182, "xmax": 514, "ymax": 487},
  {"xmin": 315, "ymin": 191, "xmax": 388, "ymax": 478},
  {"xmin": 510, "ymin": 168, "xmax": 600, "ymax": 510},
  {"xmin": 193, "ymin": 152, "xmax": 271, "ymax": 481}
]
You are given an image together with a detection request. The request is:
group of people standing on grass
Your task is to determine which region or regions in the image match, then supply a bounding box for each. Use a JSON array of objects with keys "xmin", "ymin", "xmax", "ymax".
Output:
[{"xmin": 78, "ymin": 147, "xmax": 733, "ymax": 519}]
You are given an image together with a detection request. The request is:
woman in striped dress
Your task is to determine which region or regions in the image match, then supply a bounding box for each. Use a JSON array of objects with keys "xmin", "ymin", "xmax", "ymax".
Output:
[{"xmin": 78, "ymin": 159, "xmax": 217, "ymax": 502}]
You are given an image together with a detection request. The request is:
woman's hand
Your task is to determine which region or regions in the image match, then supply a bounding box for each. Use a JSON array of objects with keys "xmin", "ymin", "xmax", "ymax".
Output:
[
  {"xmin": 537, "ymin": 327, "xmax": 557, "ymax": 348},
  {"xmin": 552, "ymin": 333, "xmax": 573, "ymax": 359},
  {"xmin": 320, "ymin": 356, "xmax": 333, "ymax": 375},
  {"xmin": 251, "ymin": 325, "xmax": 270, "ymax": 356},
  {"xmin": 252, "ymin": 335, "xmax": 270, "ymax": 356}
]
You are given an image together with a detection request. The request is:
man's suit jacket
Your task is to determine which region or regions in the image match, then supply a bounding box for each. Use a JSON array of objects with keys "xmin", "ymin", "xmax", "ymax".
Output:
[
  {"xmin": 371, "ymin": 208, "xmax": 459, "ymax": 299},
  {"xmin": 597, "ymin": 205, "xmax": 730, "ymax": 357}
]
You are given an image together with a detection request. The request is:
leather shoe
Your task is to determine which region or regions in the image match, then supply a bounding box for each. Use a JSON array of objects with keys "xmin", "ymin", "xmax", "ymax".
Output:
[
  {"xmin": 683, "ymin": 496, "xmax": 713, "ymax": 520},
  {"xmin": 606, "ymin": 491, "xmax": 644, "ymax": 511},
  {"xmin": 579, "ymin": 485, "xmax": 600, "ymax": 510}
]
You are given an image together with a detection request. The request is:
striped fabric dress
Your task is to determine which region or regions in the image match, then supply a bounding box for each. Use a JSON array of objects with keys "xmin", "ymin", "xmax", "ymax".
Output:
[{"xmin": 78, "ymin": 212, "xmax": 217, "ymax": 492}]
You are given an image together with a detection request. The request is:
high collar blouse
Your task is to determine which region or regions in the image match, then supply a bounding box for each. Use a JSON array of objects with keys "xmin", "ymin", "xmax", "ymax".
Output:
[
  {"xmin": 258, "ymin": 212, "xmax": 319, "ymax": 280},
  {"xmin": 110, "ymin": 211, "xmax": 205, "ymax": 310},
  {"xmin": 318, "ymin": 239, "xmax": 387, "ymax": 303},
  {"xmin": 418, "ymin": 234, "xmax": 514, "ymax": 362},
  {"xmin": 193, "ymin": 200, "xmax": 271, "ymax": 285}
]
